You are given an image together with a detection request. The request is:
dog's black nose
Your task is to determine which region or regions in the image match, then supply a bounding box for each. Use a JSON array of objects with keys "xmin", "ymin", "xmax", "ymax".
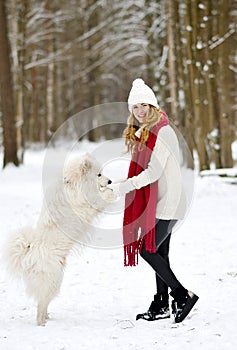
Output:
[{"xmin": 108, "ymin": 179, "xmax": 112, "ymax": 184}]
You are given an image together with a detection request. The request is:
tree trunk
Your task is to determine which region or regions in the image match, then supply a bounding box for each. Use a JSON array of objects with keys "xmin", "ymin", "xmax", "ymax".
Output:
[
  {"xmin": 0, "ymin": 0, "xmax": 19, "ymax": 167},
  {"xmin": 202, "ymin": 0, "xmax": 221, "ymax": 168},
  {"xmin": 31, "ymin": 65, "xmax": 40, "ymax": 141},
  {"xmin": 10, "ymin": 0, "xmax": 29, "ymax": 161},
  {"xmin": 167, "ymin": 0, "xmax": 178, "ymax": 119},
  {"xmin": 217, "ymin": 0, "xmax": 234, "ymax": 168},
  {"xmin": 185, "ymin": 0, "xmax": 208, "ymax": 170}
]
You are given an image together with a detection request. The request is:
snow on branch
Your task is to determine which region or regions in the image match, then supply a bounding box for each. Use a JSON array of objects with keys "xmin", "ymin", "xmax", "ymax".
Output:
[{"xmin": 209, "ymin": 27, "xmax": 236, "ymax": 50}]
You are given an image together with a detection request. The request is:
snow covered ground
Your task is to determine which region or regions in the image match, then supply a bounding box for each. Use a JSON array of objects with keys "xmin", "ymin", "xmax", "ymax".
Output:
[{"xmin": 0, "ymin": 142, "xmax": 237, "ymax": 350}]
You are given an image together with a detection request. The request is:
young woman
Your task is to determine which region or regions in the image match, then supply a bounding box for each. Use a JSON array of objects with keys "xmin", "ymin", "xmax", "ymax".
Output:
[{"xmin": 109, "ymin": 79, "xmax": 198, "ymax": 323}]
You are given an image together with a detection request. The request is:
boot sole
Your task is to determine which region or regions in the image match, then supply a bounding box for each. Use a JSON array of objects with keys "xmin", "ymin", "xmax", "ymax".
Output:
[
  {"xmin": 175, "ymin": 294, "xmax": 199, "ymax": 323},
  {"xmin": 136, "ymin": 313, "xmax": 170, "ymax": 321}
]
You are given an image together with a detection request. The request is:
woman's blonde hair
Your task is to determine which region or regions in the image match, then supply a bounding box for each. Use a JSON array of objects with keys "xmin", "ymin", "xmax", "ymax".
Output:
[{"xmin": 123, "ymin": 106, "xmax": 164, "ymax": 153}]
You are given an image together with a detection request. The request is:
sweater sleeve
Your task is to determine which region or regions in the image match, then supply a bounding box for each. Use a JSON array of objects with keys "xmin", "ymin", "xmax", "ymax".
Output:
[{"xmin": 130, "ymin": 126, "xmax": 172, "ymax": 190}]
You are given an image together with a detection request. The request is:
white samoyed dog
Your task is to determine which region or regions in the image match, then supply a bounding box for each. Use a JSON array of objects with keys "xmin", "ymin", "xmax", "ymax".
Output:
[{"xmin": 3, "ymin": 153, "xmax": 115, "ymax": 326}]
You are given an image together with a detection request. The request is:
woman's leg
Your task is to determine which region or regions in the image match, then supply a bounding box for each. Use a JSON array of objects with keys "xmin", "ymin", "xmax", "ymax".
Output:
[
  {"xmin": 155, "ymin": 219, "xmax": 176, "ymax": 302},
  {"xmin": 140, "ymin": 219, "xmax": 182, "ymax": 291},
  {"xmin": 139, "ymin": 219, "xmax": 199, "ymax": 323},
  {"xmin": 136, "ymin": 220, "xmax": 179, "ymax": 321},
  {"xmin": 155, "ymin": 232, "xmax": 171, "ymax": 305}
]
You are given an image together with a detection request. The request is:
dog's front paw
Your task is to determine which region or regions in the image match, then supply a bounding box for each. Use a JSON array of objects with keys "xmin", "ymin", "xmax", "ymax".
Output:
[
  {"xmin": 106, "ymin": 183, "xmax": 121, "ymax": 198},
  {"xmin": 102, "ymin": 187, "xmax": 117, "ymax": 202}
]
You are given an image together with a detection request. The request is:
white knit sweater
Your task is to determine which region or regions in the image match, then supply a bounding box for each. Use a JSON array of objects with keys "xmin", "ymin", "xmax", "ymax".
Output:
[{"xmin": 126, "ymin": 125, "xmax": 187, "ymax": 220}]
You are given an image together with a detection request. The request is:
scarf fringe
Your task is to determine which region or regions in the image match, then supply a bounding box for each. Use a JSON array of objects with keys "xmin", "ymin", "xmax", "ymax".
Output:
[
  {"xmin": 124, "ymin": 241, "xmax": 140, "ymax": 267},
  {"xmin": 124, "ymin": 227, "xmax": 156, "ymax": 267}
]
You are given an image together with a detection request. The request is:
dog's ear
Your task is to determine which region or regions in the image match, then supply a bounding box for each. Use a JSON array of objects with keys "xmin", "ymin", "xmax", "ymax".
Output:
[{"xmin": 80, "ymin": 158, "xmax": 92, "ymax": 175}]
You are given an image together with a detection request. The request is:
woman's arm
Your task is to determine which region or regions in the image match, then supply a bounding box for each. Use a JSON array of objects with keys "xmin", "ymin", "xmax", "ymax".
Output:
[
  {"xmin": 108, "ymin": 126, "xmax": 178, "ymax": 196},
  {"xmin": 131, "ymin": 134, "xmax": 170, "ymax": 189}
]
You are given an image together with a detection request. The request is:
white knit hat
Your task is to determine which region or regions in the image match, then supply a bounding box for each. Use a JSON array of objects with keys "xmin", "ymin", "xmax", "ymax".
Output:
[{"xmin": 127, "ymin": 78, "xmax": 159, "ymax": 112}]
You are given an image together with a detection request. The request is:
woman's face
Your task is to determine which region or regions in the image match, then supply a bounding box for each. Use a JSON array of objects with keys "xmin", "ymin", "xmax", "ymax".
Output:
[{"xmin": 132, "ymin": 103, "xmax": 150, "ymax": 123}]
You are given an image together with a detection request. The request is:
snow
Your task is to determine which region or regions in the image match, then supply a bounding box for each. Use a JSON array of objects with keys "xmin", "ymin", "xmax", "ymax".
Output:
[
  {"xmin": 0, "ymin": 144, "xmax": 237, "ymax": 350},
  {"xmin": 196, "ymin": 41, "xmax": 203, "ymax": 50},
  {"xmin": 198, "ymin": 4, "xmax": 206, "ymax": 10},
  {"xmin": 232, "ymin": 140, "xmax": 237, "ymax": 161}
]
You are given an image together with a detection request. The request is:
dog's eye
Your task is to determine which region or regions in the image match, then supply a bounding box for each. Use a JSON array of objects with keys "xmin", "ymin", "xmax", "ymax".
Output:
[{"xmin": 98, "ymin": 173, "xmax": 102, "ymax": 177}]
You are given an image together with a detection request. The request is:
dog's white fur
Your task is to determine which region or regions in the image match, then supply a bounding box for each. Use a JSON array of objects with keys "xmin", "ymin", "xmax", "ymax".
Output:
[{"xmin": 3, "ymin": 153, "xmax": 115, "ymax": 326}]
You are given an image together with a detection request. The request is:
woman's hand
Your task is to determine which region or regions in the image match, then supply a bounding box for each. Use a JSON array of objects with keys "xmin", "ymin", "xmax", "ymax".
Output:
[{"xmin": 107, "ymin": 179, "xmax": 135, "ymax": 197}]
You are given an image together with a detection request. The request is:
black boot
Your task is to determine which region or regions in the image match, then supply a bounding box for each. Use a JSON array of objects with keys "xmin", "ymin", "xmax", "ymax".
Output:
[
  {"xmin": 170, "ymin": 285, "xmax": 199, "ymax": 323},
  {"xmin": 136, "ymin": 294, "xmax": 170, "ymax": 321}
]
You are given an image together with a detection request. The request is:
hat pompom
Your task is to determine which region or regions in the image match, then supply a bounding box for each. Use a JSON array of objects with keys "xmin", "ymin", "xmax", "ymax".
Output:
[{"xmin": 132, "ymin": 78, "xmax": 145, "ymax": 87}]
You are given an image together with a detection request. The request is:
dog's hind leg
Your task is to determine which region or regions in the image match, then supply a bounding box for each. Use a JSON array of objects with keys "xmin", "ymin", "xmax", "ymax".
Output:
[
  {"xmin": 36, "ymin": 270, "xmax": 64, "ymax": 326},
  {"xmin": 37, "ymin": 300, "xmax": 50, "ymax": 326}
]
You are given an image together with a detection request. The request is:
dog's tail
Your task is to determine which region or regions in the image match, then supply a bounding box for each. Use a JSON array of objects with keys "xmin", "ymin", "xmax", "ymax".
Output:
[{"xmin": 3, "ymin": 226, "xmax": 36, "ymax": 278}]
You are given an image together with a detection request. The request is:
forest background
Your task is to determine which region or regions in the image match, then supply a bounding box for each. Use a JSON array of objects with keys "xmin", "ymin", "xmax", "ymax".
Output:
[{"xmin": 0, "ymin": 0, "xmax": 236, "ymax": 171}]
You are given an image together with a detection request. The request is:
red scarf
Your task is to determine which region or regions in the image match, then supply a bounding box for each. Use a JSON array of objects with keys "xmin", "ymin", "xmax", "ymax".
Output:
[{"xmin": 123, "ymin": 113, "xmax": 169, "ymax": 266}]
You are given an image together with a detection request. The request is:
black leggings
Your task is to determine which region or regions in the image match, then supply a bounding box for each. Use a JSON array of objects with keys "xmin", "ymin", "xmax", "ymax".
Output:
[{"xmin": 140, "ymin": 219, "xmax": 182, "ymax": 295}]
